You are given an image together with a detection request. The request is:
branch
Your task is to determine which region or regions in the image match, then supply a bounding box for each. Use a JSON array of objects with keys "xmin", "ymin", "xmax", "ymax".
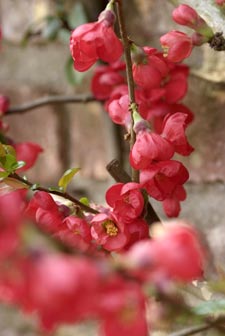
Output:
[
  {"xmin": 115, "ymin": 0, "xmax": 139, "ymax": 183},
  {"xmin": 9, "ymin": 173, "xmax": 98, "ymax": 214},
  {"xmin": 169, "ymin": 323, "xmax": 216, "ymax": 336},
  {"xmin": 7, "ymin": 94, "xmax": 97, "ymax": 115},
  {"xmin": 106, "ymin": 159, "xmax": 161, "ymax": 225}
]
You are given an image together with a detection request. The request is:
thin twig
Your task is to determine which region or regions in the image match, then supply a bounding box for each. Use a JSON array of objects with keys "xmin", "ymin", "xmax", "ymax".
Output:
[
  {"xmin": 9, "ymin": 173, "xmax": 98, "ymax": 214},
  {"xmin": 7, "ymin": 94, "xmax": 97, "ymax": 115},
  {"xmin": 168, "ymin": 323, "xmax": 215, "ymax": 336},
  {"xmin": 115, "ymin": 0, "xmax": 139, "ymax": 183}
]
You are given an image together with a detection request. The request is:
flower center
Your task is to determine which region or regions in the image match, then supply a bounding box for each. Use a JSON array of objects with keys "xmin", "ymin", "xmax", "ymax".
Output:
[{"xmin": 104, "ymin": 220, "xmax": 118, "ymax": 237}]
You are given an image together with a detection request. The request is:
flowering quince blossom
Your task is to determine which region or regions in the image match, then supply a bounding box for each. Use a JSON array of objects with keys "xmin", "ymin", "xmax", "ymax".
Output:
[
  {"xmin": 132, "ymin": 47, "xmax": 169, "ymax": 90},
  {"xmin": 0, "ymin": 189, "xmax": 27, "ymax": 260},
  {"xmin": 0, "ymin": 95, "xmax": 9, "ymax": 115},
  {"xmin": 98, "ymin": 276, "xmax": 148, "ymax": 336},
  {"xmin": 106, "ymin": 182, "xmax": 144, "ymax": 223},
  {"xmin": 13, "ymin": 142, "xmax": 43, "ymax": 172},
  {"xmin": 130, "ymin": 128, "xmax": 175, "ymax": 170},
  {"xmin": 9, "ymin": 254, "xmax": 101, "ymax": 331},
  {"xmin": 215, "ymin": 0, "xmax": 225, "ymax": 5},
  {"xmin": 172, "ymin": 4, "xmax": 204, "ymax": 29},
  {"xmin": 140, "ymin": 160, "xmax": 189, "ymax": 201},
  {"xmin": 162, "ymin": 185, "xmax": 187, "ymax": 217},
  {"xmin": 70, "ymin": 9, "xmax": 123, "ymax": 72},
  {"xmin": 55, "ymin": 216, "xmax": 92, "ymax": 252},
  {"xmin": 91, "ymin": 61, "xmax": 126, "ymax": 100},
  {"xmin": 125, "ymin": 221, "xmax": 205, "ymax": 282},
  {"xmin": 26, "ymin": 191, "xmax": 64, "ymax": 233},
  {"xmin": 160, "ymin": 31, "xmax": 193, "ymax": 63},
  {"xmin": 91, "ymin": 212, "xmax": 129, "ymax": 251},
  {"xmin": 161, "ymin": 112, "xmax": 194, "ymax": 156}
]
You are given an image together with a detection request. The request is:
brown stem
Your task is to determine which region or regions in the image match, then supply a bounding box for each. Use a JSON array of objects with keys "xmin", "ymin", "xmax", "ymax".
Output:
[
  {"xmin": 106, "ymin": 159, "xmax": 160, "ymax": 225},
  {"xmin": 7, "ymin": 94, "xmax": 97, "ymax": 115},
  {"xmin": 9, "ymin": 173, "xmax": 98, "ymax": 214},
  {"xmin": 115, "ymin": 0, "xmax": 139, "ymax": 182}
]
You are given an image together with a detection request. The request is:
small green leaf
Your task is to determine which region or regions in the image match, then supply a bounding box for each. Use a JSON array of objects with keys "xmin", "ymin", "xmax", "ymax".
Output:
[
  {"xmin": 30, "ymin": 183, "xmax": 40, "ymax": 191},
  {"xmin": 193, "ymin": 299, "xmax": 225, "ymax": 316},
  {"xmin": 48, "ymin": 186, "xmax": 64, "ymax": 192},
  {"xmin": 0, "ymin": 171, "xmax": 9, "ymax": 180},
  {"xmin": 65, "ymin": 57, "xmax": 86, "ymax": 86},
  {"xmin": 58, "ymin": 167, "xmax": 80, "ymax": 192},
  {"xmin": 42, "ymin": 17, "xmax": 62, "ymax": 41},
  {"xmin": 79, "ymin": 197, "xmax": 90, "ymax": 206},
  {"xmin": 2, "ymin": 154, "xmax": 17, "ymax": 171},
  {"xmin": 11, "ymin": 161, "xmax": 26, "ymax": 170},
  {"xmin": 67, "ymin": 2, "xmax": 87, "ymax": 29}
]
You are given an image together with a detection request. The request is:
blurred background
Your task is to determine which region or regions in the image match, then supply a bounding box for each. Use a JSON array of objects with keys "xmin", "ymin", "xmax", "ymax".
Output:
[{"xmin": 0, "ymin": 0, "xmax": 225, "ymax": 335}]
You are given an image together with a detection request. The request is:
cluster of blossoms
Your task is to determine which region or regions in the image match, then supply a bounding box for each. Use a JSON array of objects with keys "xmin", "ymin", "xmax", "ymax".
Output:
[
  {"xmin": 0, "ymin": 188, "xmax": 205, "ymax": 334},
  {"xmin": 0, "ymin": 2, "xmax": 213, "ymax": 336},
  {"xmin": 70, "ymin": 4, "xmax": 207, "ymax": 217}
]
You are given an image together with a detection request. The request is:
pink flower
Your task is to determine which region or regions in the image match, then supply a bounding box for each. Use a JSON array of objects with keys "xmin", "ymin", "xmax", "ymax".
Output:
[
  {"xmin": 132, "ymin": 47, "xmax": 168, "ymax": 90},
  {"xmin": 106, "ymin": 182, "xmax": 144, "ymax": 224},
  {"xmin": 125, "ymin": 221, "xmax": 205, "ymax": 282},
  {"xmin": 172, "ymin": 4, "xmax": 202, "ymax": 28},
  {"xmin": 55, "ymin": 216, "xmax": 92, "ymax": 252},
  {"xmin": 163, "ymin": 64, "xmax": 189, "ymax": 103},
  {"xmin": 162, "ymin": 185, "xmax": 186, "ymax": 217},
  {"xmin": 26, "ymin": 191, "xmax": 63, "ymax": 234},
  {"xmin": 70, "ymin": 10, "xmax": 123, "ymax": 72},
  {"xmin": 91, "ymin": 213, "xmax": 129, "ymax": 251},
  {"xmin": 13, "ymin": 142, "xmax": 43, "ymax": 171},
  {"xmin": 160, "ymin": 31, "xmax": 193, "ymax": 62},
  {"xmin": 215, "ymin": 0, "xmax": 225, "ymax": 5},
  {"xmin": 98, "ymin": 276, "xmax": 148, "ymax": 336},
  {"xmin": 91, "ymin": 61, "xmax": 125, "ymax": 100},
  {"xmin": 130, "ymin": 130, "xmax": 175, "ymax": 170},
  {"xmin": 0, "ymin": 95, "xmax": 9, "ymax": 115},
  {"xmin": 107, "ymin": 94, "xmax": 131, "ymax": 127},
  {"xmin": 15, "ymin": 254, "xmax": 101, "ymax": 330},
  {"xmin": 0, "ymin": 189, "xmax": 27, "ymax": 260},
  {"xmin": 140, "ymin": 160, "xmax": 189, "ymax": 201},
  {"xmin": 161, "ymin": 112, "xmax": 194, "ymax": 156}
]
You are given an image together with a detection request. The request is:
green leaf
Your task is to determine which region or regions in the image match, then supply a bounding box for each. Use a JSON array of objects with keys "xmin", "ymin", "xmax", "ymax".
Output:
[
  {"xmin": 11, "ymin": 161, "xmax": 26, "ymax": 170},
  {"xmin": 42, "ymin": 17, "xmax": 62, "ymax": 41},
  {"xmin": 0, "ymin": 171, "xmax": 9, "ymax": 180},
  {"xmin": 48, "ymin": 186, "xmax": 64, "ymax": 192},
  {"xmin": 30, "ymin": 183, "xmax": 40, "ymax": 191},
  {"xmin": 65, "ymin": 57, "xmax": 86, "ymax": 86},
  {"xmin": 2, "ymin": 154, "xmax": 17, "ymax": 171},
  {"xmin": 79, "ymin": 197, "xmax": 90, "ymax": 206},
  {"xmin": 67, "ymin": 2, "xmax": 87, "ymax": 29},
  {"xmin": 193, "ymin": 299, "xmax": 225, "ymax": 316},
  {"xmin": 58, "ymin": 167, "xmax": 80, "ymax": 192}
]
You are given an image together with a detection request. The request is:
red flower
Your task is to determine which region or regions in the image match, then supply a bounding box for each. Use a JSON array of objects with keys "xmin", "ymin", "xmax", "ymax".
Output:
[
  {"xmin": 14, "ymin": 142, "xmax": 43, "ymax": 171},
  {"xmin": 132, "ymin": 47, "xmax": 168, "ymax": 90},
  {"xmin": 55, "ymin": 216, "xmax": 92, "ymax": 252},
  {"xmin": 26, "ymin": 191, "xmax": 63, "ymax": 234},
  {"xmin": 0, "ymin": 189, "xmax": 27, "ymax": 260},
  {"xmin": 161, "ymin": 112, "xmax": 193, "ymax": 156},
  {"xmin": 0, "ymin": 95, "xmax": 9, "ymax": 115},
  {"xmin": 140, "ymin": 160, "xmax": 189, "ymax": 201},
  {"xmin": 130, "ymin": 130, "xmax": 174, "ymax": 170},
  {"xmin": 91, "ymin": 213, "xmax": 129, "ymax": 251},
  {"xmin": 106, "ymin": 182, "xmax": 144, "ymax": 224},
  {"xmin": 107, "ymin": 94, "xmax": 131, "ymax": 127},
  {"xmin": 172, "ymin": 4, "xmax": 202, "ymax": 28},
  {"xmin": 125, "ymin": 221, "xmax": 205, "ymax": 282},
  {"xmin": 91, "ymin": 61, "xmax": 125, "ymax": 100},
  {"xmin": 160, "ymin": 31, "xmax": 193, "ymax": 62},
  {"xmin": 162, "ymin": 185, "xmax": 186, "ymax": 217},
  {"xmin": 70, "ymin": 10, "xmax": 123, "ymax": 72},
  {"xmin": 163, "ymin": 64, "xmax": 189, "ymax": 103},
  {"xmin": 98, "ymin": 276, "xmax": 148, "ymax": 336}
]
